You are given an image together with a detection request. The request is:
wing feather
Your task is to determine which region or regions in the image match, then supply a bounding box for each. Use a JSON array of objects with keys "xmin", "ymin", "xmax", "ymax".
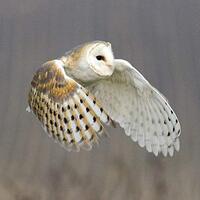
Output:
[
  {"xmin": 87, "ymin": 59, "xmax": 181, "ymax": 156},
  {"xmin": 27, "ymin": 59, "xmax": 111, "ymax": 151}
]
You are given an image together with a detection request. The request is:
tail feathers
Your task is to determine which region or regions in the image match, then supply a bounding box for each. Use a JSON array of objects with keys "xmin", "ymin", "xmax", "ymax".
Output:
[{"xmin": 26, "ymin": 106, "xmax": 31, "ymax": 112}]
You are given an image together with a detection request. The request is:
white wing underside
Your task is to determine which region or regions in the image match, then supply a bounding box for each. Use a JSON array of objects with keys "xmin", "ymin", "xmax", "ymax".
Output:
[{"xmin": 87, "ymin": 59, "xmax": 181, "ymax": 156}]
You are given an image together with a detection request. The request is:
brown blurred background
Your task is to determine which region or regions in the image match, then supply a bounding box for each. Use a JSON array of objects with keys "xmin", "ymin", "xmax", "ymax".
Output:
[{"xmin": 0, "ymin": 0, "xmax": 200, "ymax": 199}]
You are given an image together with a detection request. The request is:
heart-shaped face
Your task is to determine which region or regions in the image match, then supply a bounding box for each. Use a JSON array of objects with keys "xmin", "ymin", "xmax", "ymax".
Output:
[
  {"xmin": 86, "ymin": 42, "xmax": 114, "ymax": 76},
  {"xmin": 62, "ymin": 41, "xmax": 115, "ymax": 82}
]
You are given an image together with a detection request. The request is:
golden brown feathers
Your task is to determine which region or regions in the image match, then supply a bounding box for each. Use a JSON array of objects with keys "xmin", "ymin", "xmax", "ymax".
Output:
[{"xmin": 28, "ymin": 59, "xmax": 112, "ymax": 151}]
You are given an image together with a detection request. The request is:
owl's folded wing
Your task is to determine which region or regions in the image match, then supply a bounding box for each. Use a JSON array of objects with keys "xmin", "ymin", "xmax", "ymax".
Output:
[
  {"xmin": 87, "ymin": 59, "xmax": 181, "ymax": 156},
  {"xmin": 27, "ymin": 60, "xmax": 112, "ymax": 151}
]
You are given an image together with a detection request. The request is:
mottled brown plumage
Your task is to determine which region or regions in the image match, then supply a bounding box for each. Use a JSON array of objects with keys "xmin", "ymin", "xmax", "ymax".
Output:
[
  {"xmin": 28, "ymin": 59, "xmax": 111, "ymax": 151},
  {"xmin": 31, "ymin": 60, "xmax": 77, "ymax": 102}
]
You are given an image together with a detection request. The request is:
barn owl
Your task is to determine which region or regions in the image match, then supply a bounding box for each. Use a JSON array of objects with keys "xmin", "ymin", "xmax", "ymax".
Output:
[{"xmin": 27, "ymin": 41, "xmax": 181, "ymax": 157}]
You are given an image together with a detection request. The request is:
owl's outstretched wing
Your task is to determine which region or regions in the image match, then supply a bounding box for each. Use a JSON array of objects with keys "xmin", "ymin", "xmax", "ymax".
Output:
[
  {"xmin": 87, "ymin": 59, "xmax": 181, "ymax": 156},
  {"xmin": 27, "ymin": 60, "xmax": 112, "ymax": 151}
]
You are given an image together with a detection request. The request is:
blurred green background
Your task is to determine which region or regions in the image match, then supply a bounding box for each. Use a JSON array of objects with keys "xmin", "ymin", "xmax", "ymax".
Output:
[{"xmin": 0, "ymin": 0, "xmax": 199, "ymax": 199}]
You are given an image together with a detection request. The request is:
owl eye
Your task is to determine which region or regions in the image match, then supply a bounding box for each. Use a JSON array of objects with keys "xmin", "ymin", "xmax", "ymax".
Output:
[{"xmin": 96, "ymin": 55, "xmax": 105, "ymax": 61}]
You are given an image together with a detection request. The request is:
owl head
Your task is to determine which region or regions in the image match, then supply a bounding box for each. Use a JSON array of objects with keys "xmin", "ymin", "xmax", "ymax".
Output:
[{"xmin": 61, "ymin": 41, "xmax": 115, "ymax": 82}]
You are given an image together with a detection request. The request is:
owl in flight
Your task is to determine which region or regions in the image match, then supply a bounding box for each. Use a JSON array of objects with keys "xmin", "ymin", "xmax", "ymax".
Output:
[{"xmin": 27, "ymin": 41, "xmax": 181, "ymax": 157}]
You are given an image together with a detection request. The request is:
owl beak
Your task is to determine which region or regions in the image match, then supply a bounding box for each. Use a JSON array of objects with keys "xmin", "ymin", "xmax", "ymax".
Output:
[{"xmin": 106, "ymin": 63, "xmax": 113, "ymax": 68}]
